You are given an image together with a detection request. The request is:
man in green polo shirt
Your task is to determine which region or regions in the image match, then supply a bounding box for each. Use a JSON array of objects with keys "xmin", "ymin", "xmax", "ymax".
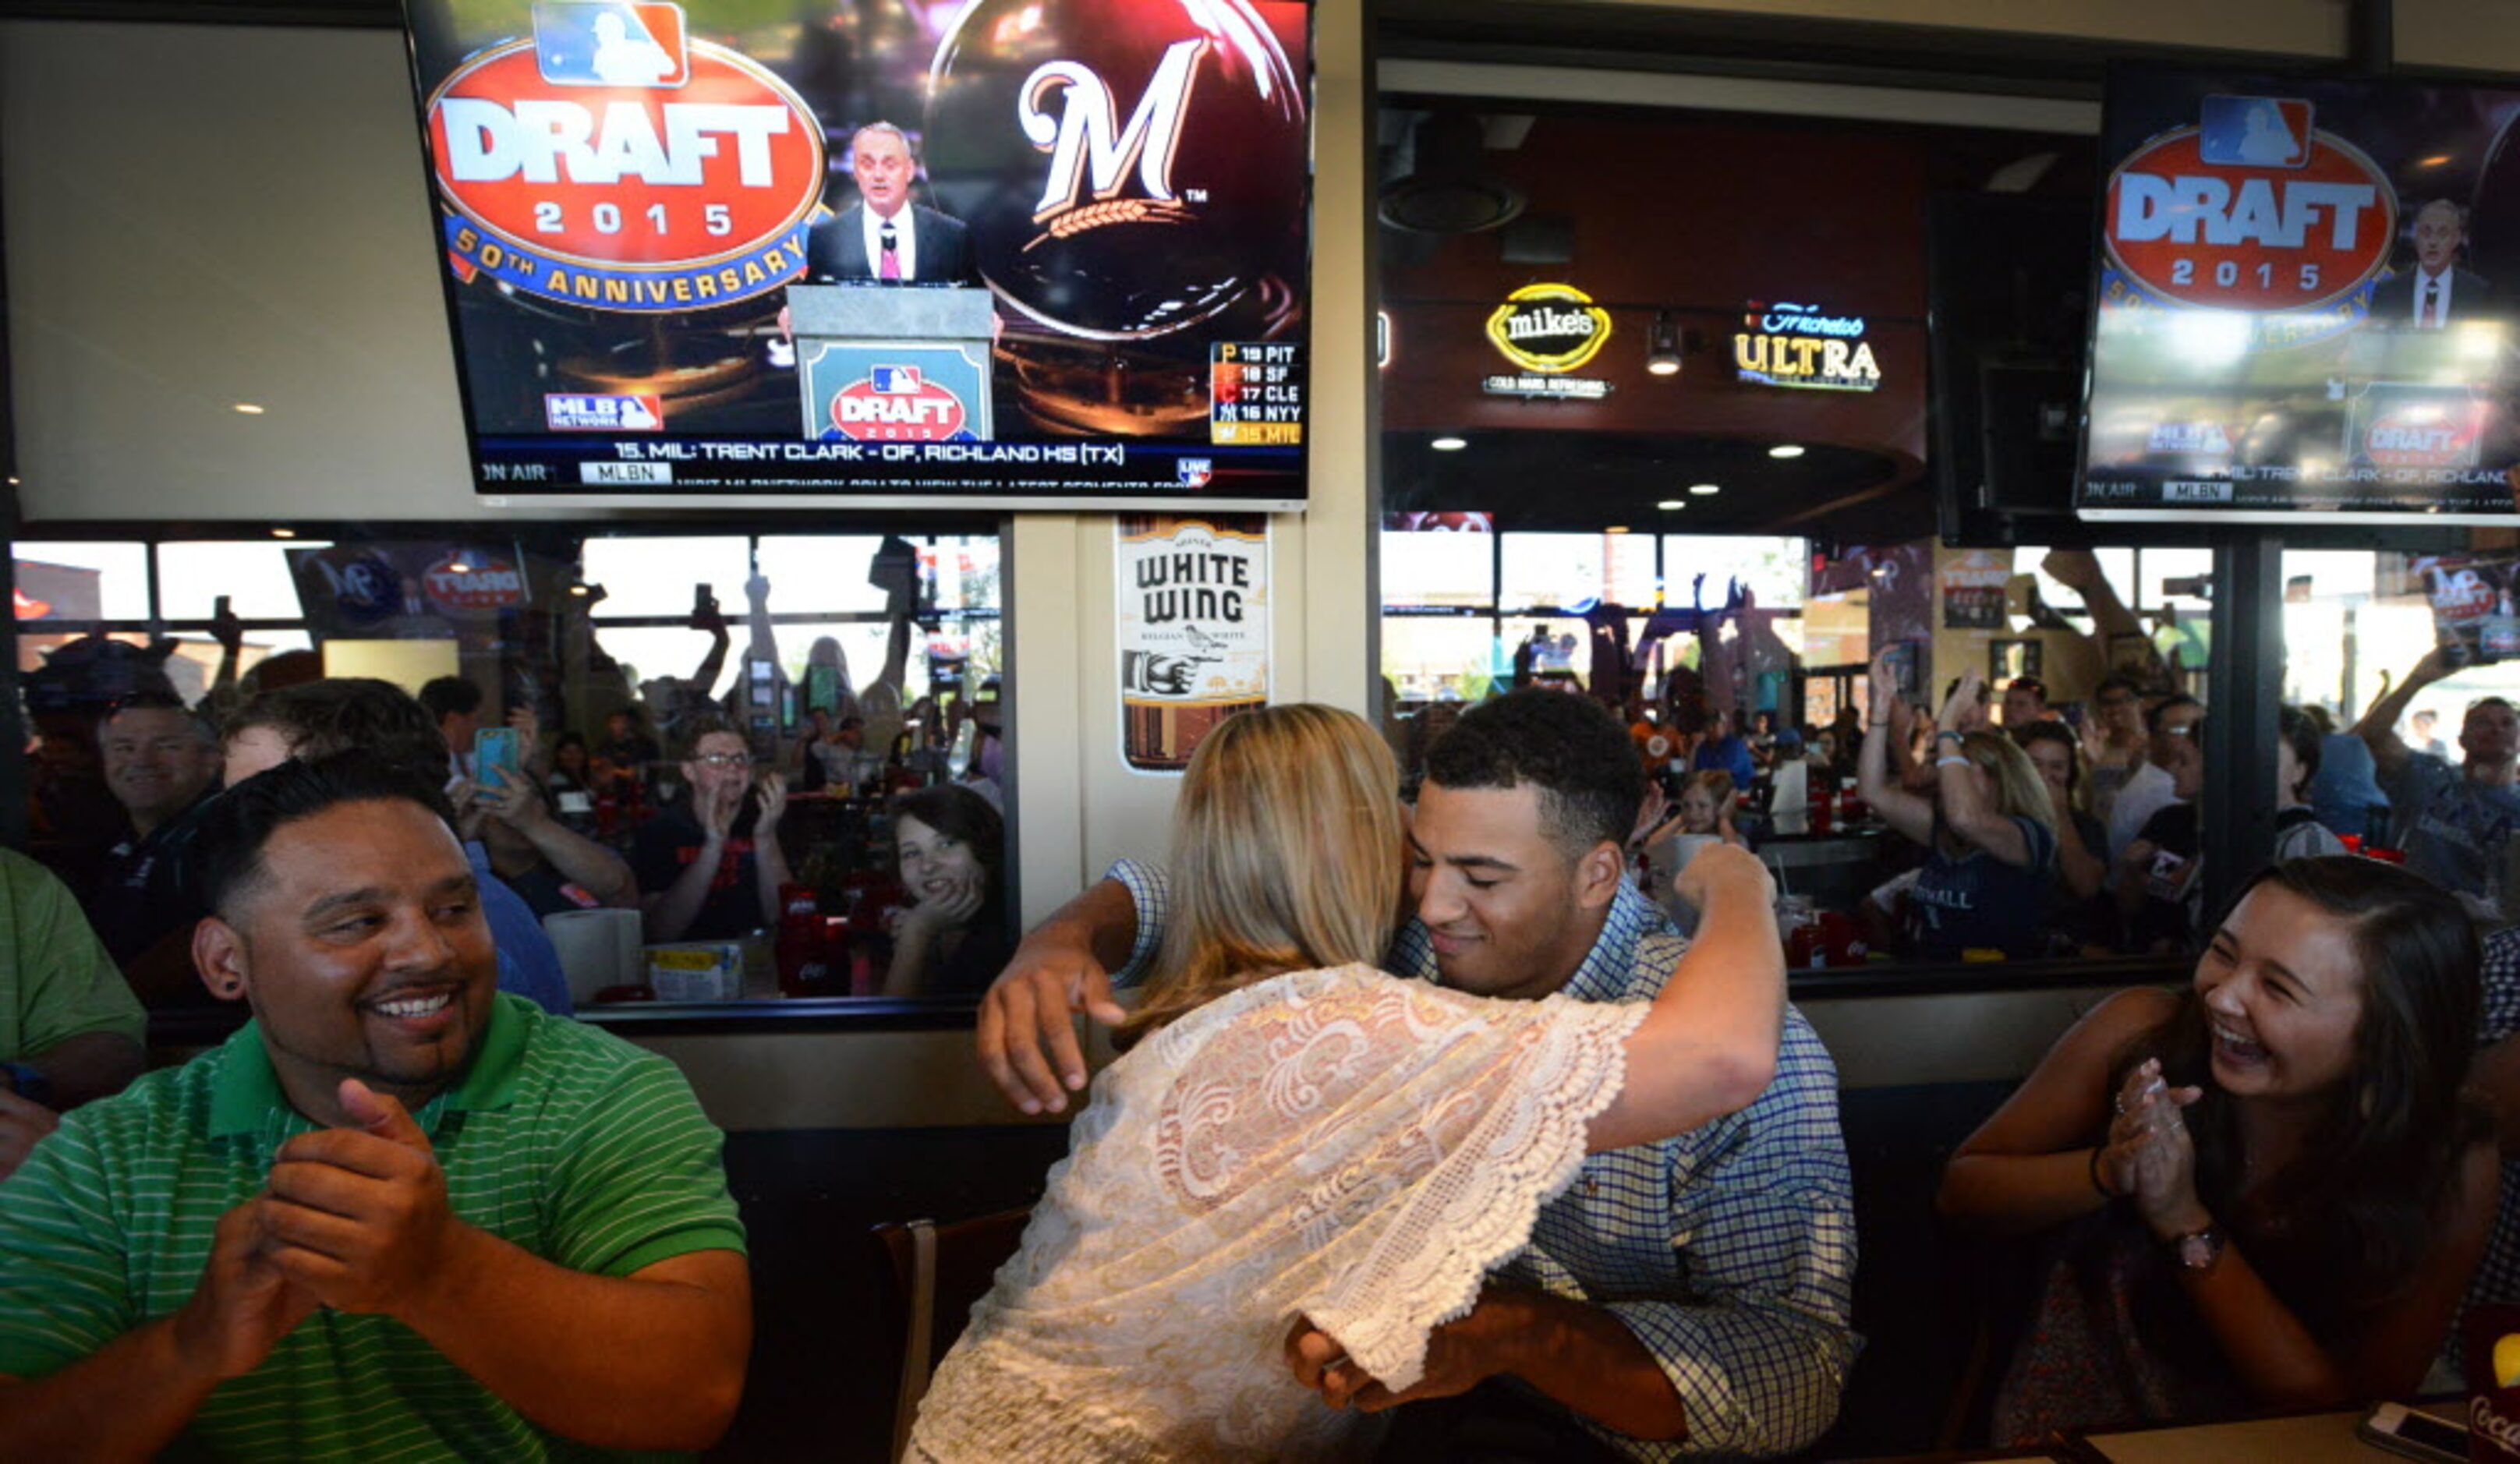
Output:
[
  {"xmin": 0, "ymin": 752, "xmax": 752, "ymax": 1457},
  {"xmin": 0, "ymin": 845, "xmax": 146, "ymax": 1180}
]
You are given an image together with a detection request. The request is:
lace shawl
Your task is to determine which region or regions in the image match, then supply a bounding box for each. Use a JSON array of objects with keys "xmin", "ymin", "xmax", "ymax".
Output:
[{"xmin": 909, "ymin": 964, "xmax": 1647, "ymax": 1462}]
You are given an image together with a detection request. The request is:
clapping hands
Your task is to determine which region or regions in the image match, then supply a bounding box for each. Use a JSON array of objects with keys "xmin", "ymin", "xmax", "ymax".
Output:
[{"xmin": 2098, "ymin": 1058, "xmax": 2210, "ymax": 1239}]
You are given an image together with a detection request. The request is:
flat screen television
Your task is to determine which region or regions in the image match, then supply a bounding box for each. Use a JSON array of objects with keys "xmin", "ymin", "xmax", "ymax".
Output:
[
  {"xmin": 397, "ymin": 0, "xmax": 1313, "ymax": 510},
  {"xmin": 2077, "ymin": 66, "xmax": 2520, "ymax": 525}
]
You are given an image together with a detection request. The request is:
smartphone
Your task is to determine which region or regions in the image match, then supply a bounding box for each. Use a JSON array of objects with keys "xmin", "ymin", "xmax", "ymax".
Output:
[
  {"xmin": 1881, "ymin": 641, "xmax": 1923, "ymax": 702},
  {"xmin": 693, "ymin": 582, "xmax": 717, "ymax": 617},
  {"xmin": 473, "ymin": 727, "xmax": 522, "ymax": 790},
  {"xmin": 950, "ymin": 719, "xmax": 979, "ymax": 774},
  {"xmin": 806, "ymin": 663, "xmax": 841, "ymax": 714},
  {"xmin": 214, "ymin": 594, "xmax": 232, "ymax": 617},
  {"xmin": 748, "ymin": 656, "xmax": 777, "ymax": 709},
  {"xmin": 2357, "ymin": 1402, "xmax": 2469, "ymax": 1464}
]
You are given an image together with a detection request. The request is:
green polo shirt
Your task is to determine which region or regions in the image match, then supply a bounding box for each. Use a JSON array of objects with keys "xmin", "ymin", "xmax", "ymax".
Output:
[
  {"xmin": 0, "ymin": 992, "xmax": 745, "ymax": 1460},
  {"xmin": 0, "ymin": 845, "xmax": 143, "ymax": 1063}
]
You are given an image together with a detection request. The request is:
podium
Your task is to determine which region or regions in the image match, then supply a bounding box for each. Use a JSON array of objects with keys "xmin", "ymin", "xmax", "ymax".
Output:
[{"xmin": 788, "ymin": 285, "xmax": 996, "ymax": 444}]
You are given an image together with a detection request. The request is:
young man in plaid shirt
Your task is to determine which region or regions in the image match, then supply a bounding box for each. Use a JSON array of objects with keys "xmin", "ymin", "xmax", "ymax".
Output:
[{"xmin": 980, "ymin": 690, "xmax": 1856, "ymax": 1458}]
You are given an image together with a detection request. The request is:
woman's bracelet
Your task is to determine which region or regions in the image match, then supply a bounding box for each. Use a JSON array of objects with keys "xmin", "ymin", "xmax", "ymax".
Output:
[
  {"xmin": 2089, "ymin": 1145, "xmax": 2118, "ymax": 1200},
  {"xmin": 1935, "ymin": 755, "xmax": 1970, "ymax": 769},
  {"xmin": 1934, "ymin": 729, "xmax": 1964, "ymax": 745}
]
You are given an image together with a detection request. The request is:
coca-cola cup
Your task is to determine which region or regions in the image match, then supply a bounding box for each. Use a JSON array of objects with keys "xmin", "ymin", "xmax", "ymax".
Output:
[{"xmin": 2464, "ymin": 1304, "xmax": 2520, "ymax": 1460}]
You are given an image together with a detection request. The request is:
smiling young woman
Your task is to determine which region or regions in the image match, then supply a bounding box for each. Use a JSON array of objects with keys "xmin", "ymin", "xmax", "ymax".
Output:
[{"xmin": 1934, "ymin": 856, "xmax": 2499, "ymax": 1444}]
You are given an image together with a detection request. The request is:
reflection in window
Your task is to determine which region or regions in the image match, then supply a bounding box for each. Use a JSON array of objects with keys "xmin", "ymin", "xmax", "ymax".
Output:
[
  {"xmin": 13, "ymin": 526, "xmax": 1007, "ymax": 1010},
  {"xmin": 16, "ymin": 541, "xmax": 150, "ymax": 621},
  {"xmin": 1381, "ymin": 531, "xmax": 1495, "ymax": 609},
  {"xmin": 2283, "ymin": 546, "xmax": 2520, "ymax": 857},
  {"xmin": 1375, "ymin": 530, "xmax": 2228, "ymax": 970}
]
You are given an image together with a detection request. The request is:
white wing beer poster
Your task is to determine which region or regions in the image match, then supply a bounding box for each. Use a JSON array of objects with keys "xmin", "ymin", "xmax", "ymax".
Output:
[{"xmin": 1117, "ymin": 515, "xmax": 1270, "ymax": 772}]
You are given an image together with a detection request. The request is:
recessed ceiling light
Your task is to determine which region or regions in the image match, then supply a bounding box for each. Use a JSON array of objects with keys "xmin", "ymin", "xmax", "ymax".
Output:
[
  {"xmin": 1768, "ymin": 444, "xmax": 1804, "ymax": 459},
  {"xmin": 1689, "ymin": 483, "xmax": 1721, "ymax": 496},
  {"xmin": 1656, "ymin": 499, "xmax": 1685, "ymax": 510},
  {"xmin": 232, "ymin": 402, "xmax": 266, "ymax": 416},
  {"xmin": 1431, "ymin": 435, "xmax": 1468, "ymax": 451},
  {"xmin": 270, "ymin": 528, "xmax": 296, "ymax": 539},
  {"xmin": 1605, "ymin": 525, "xmax": 1629, "ymax": 535}
]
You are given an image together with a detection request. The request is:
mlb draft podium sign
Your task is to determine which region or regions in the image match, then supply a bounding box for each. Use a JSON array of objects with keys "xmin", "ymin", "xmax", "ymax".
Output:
[{"xmin": 788, "ymin": 286, "xmax": 996, "ymax": 443}]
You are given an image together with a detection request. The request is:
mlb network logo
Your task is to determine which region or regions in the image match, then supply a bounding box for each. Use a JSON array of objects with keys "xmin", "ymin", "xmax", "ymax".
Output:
[
  {"xmin": 2197, "ymin": 95, "xmax": 2313, "ymax": 169},
  {"xmin": 533, "ymin": 2, "xmax": 688, "ymax": 88},
  {"xmin": 545, "ymin": 392, "xmax": 664, "ymax": 430},
  {"xmin": 870, "ymin": 366, "xmax": 924, "ymax": 394},
  {"xmin": 1177, "ymin": 458, "xmax": 1214, "ymax": 489}
]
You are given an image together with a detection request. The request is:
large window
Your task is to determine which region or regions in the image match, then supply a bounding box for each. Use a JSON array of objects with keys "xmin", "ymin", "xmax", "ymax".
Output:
[
  {"xmin": 16, "ymin": 524, "xmax": 1007, "ymax": 1010},
  {"xmin": 1379, "ymin": 532, "xmax": 2236, "ymax": 972}
]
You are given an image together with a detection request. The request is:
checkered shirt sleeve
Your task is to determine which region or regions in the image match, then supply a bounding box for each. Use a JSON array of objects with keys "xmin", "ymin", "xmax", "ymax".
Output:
[
  {"xmin": 1397, "ymin": 889, "xmax": 1860, "ymax": 1457},
  {"xmin": 1104, "ymin": 857, "xmax": 1171, "ymax": 989}
]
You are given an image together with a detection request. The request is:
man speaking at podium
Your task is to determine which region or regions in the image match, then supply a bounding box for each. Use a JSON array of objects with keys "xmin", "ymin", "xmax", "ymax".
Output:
[{"xmin": 805, "ymin": 122, "xmax": 976, "ymax": 286}]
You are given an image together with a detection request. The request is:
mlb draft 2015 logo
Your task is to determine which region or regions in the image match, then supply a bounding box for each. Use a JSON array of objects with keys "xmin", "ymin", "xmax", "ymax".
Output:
[
  {"xmin": 426, "ymin": 2, "xmax": 826, "ymax": 313},
  {"xmin": 2105, "ymin": 94, "xmax": 2396, "ymax": 313},
  {"xmin": 830, "ymin": 366, "xmax": 971, "ymax": 441}
]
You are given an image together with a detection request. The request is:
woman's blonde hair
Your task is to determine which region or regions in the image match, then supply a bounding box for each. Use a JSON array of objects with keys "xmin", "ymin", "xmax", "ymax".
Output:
[
  {"xmin": 1119, "ymin": 705, "xmax": 1404, "ymax": 1040},
  {"xmin": 1962, "ymin": 729, "xmax": 2055, "ymax": 831}
]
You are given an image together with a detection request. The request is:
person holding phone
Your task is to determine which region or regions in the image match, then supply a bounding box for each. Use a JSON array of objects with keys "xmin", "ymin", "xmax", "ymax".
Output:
[
  {"xmin": 2118, "ymin": 719, "xmax": 2208, "ymax": 957},
  {"xmin": 632, "ymin": 717, "xmax": 791, "ymax": 944},
  {"xmin": 1859, "ymin": 659, "xmax": 2058, "ymax": 960},
  {"xmin": 1937, "ymin": 857, "xmax": 2497, "ymax": 1445},
  {"xmin": 2080, "ymin": 674, "xmax": 2152, "ymax": 830}
]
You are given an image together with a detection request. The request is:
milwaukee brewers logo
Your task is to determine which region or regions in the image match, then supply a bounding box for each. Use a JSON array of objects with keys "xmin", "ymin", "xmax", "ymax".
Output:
[
  {"xmin": 425, "ymin": 2, "xmax": 826, "ymax": 313},
  {"xmin": 1020, "ymin": 39, "xmax": 1201, "ymax": 236},
  {"xmin": 926, "ymin": 0, "xmax": 1308, "ymax": 341}
]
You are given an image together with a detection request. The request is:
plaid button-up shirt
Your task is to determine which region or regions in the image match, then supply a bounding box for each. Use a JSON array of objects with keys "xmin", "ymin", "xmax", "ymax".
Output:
[{"xmin": 1109, "ymin": 861, "xmax": 1859, "ymax": 1457}]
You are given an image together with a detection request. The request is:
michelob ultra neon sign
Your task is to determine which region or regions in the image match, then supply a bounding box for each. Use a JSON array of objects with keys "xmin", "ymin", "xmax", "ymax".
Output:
[{"xmin": 1734, "ymin": 301, "xmax": 1881, "ymax": 392}]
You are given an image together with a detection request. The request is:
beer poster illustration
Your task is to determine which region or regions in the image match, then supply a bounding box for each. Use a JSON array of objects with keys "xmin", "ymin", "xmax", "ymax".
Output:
[
  {"xmin": 2080, "ymin": 69, "xmax": 2520, "ymax": 522},
  {"xmin": 400, "ymin": 0, "xmax": 1313, "ymax": 508},
  {"xmin": 1116, "ymin": 515, "xmax": 1269, "ymax": 773}
]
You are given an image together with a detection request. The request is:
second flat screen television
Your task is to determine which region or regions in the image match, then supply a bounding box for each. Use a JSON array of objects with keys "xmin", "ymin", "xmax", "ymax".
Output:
[
  {"xmin": 399, "ymin": 0, "xmax": 1312, "ymax": 510},
  {"xmin": 2079, "ymin": 66, "xmax": 2520, "ymax": 525}
]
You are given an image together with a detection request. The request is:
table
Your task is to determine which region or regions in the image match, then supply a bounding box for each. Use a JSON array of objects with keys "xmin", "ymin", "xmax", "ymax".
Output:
[{"xmin": 1854, "ymin": 1399, "xmax": 2466, "ymax": 1462}]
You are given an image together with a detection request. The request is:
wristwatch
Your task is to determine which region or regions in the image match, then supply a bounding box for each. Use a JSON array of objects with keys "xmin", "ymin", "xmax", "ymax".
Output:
[{"xmin": 2168, "ymin": 1223, "xmax": 2224, "ymax": 1271}]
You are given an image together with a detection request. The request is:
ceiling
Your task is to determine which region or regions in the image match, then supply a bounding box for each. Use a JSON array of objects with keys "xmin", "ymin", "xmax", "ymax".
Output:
[{"xmin": 1382, "ymin": 431, "xmax": 1925, "ymax": 539}]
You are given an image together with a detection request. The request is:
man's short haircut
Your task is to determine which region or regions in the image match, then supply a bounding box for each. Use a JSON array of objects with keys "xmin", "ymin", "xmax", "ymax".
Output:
[
  {"xmin": 417, "ymin": 675, "xmax": 484, "ymax": 723},
  {"xmin": 1425, "ymin": 689, "xmax": 1644, "ymax": 858},
  {"xmin": 195, "ymin": 751, "xmax": 455, "ymax": 919},
  {"xmin": 852, "ymin": 121, "xmax": 915, "ymax": 160},
  {"xmin": 2415, "ymin": 197, "xmax": 2469, "ymax": 232},
  {"xmin": 98, "ymin": 689, "xmax": 213, "ymax": 744},
  {"xmin": 2093, "ymin": 673, "xmax": 2143, "ymax": 704},
  {"xmin": 2146, "ymin": 693, "xmax": 2203, "ymax": 735},
  {"xmin": 2009, "ymin": 677, "xmax": 2048, "ymax": 704},
  {"xmin": 675, "ymin": 712, "xmax": 743, "ymax": 761},
  {"xmin": 226, "ymin": 679, "xmax": 451, "ymax": 784}
]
